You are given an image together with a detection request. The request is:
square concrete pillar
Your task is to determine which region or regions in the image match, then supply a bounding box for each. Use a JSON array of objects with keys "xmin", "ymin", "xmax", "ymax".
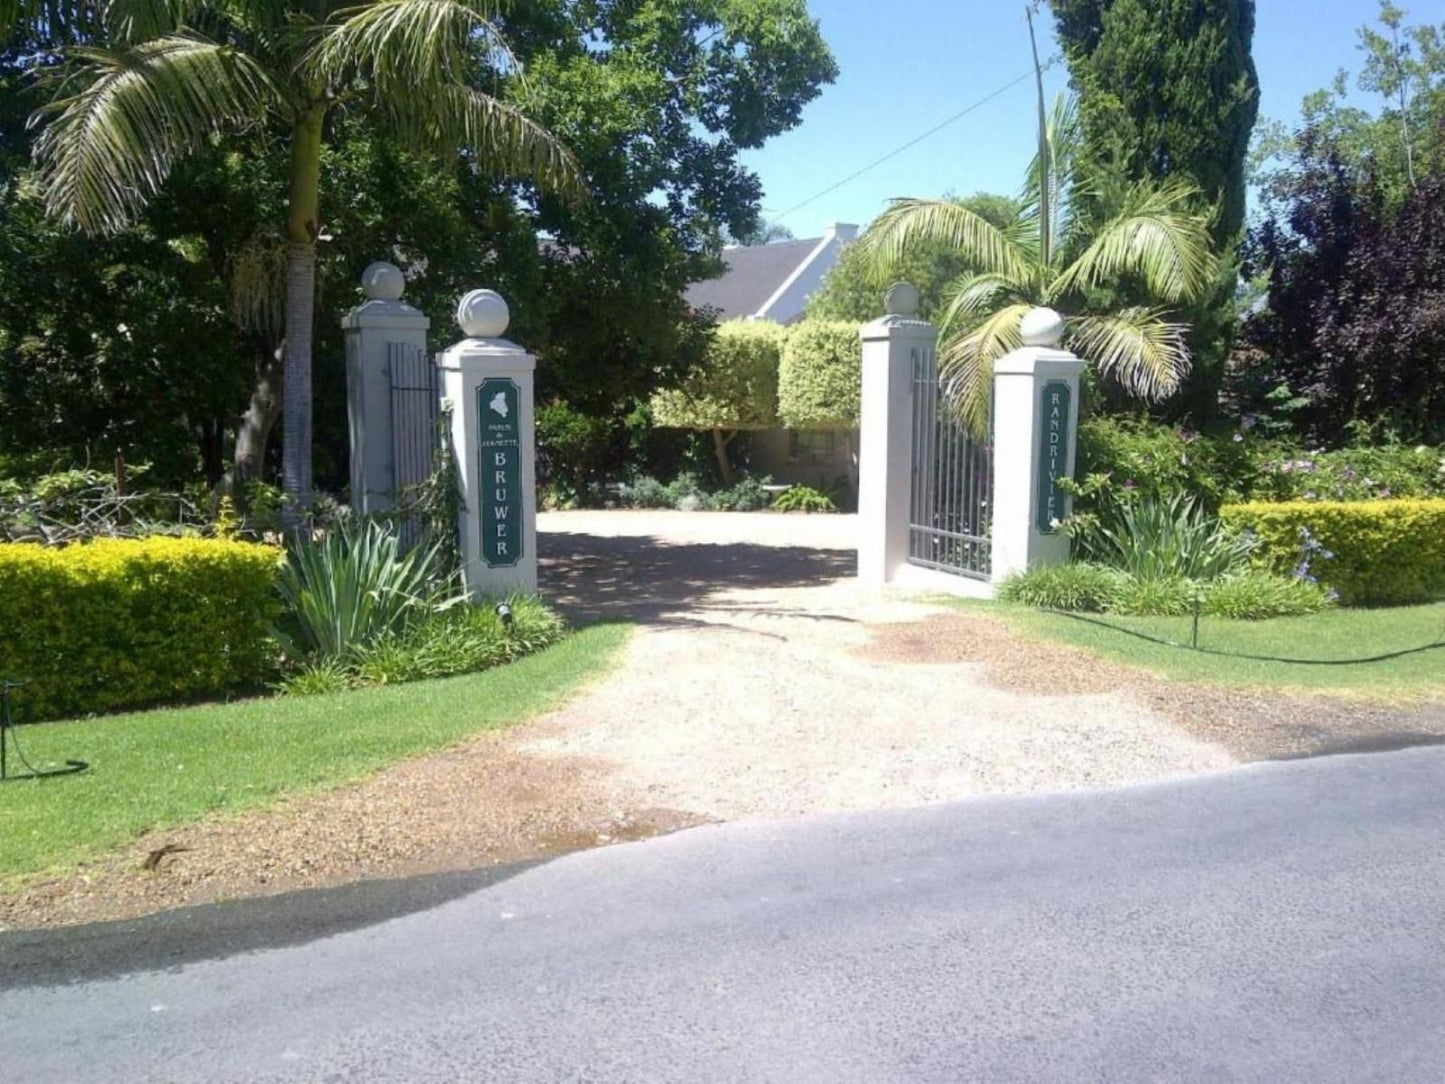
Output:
[
  {"xmin": 989, "ymin": 309, "xmax": 1087, "ymax": 584},
  {"xmin": 341, "ymin": 261, "xmax": 430, "ymax": 515},
  {"xmin": 858, "ymin": 303, "xmax": 933, "ymax": 586},
  {"xmin": 436, "ymin": 290, "xmax": 538, "ymax": 599}
]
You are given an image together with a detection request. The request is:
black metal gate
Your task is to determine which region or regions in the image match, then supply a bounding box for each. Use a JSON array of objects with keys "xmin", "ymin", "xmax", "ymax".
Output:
[
  {"xmin": 907, "ymin": 342, "xmax": 992, "ymax": 580},
  {"xmin": 388, "ymin": 342, "xmax": 438, "ymax": 545}
]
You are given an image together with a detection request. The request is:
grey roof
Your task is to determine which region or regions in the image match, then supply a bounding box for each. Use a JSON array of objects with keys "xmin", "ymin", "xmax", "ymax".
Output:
[{"xmin": 685, "ymin": 237, "xmax": 821, "ymax": 320}]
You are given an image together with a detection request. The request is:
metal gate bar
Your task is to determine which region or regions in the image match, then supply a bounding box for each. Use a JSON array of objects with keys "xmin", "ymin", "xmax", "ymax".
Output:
[
  {"xmin": 388, "ymin": 342, "xmax": 438, "ymax": 547},
  {"xmin": 907, "ymin": 343, "xmax": 992, "ymax": 580}
]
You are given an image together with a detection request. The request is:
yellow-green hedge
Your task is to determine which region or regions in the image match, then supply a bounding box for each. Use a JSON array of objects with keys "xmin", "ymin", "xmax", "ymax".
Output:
[
  {"xmin": 0, "ymin": 537, "xmax": 283, "ymax": 721},
  {"xmin": 1220, "ymin": 499, "xmax": 1445, "ymax": 605}
]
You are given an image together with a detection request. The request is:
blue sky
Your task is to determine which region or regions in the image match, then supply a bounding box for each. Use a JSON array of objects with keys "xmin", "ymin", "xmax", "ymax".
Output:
[{"xmin": 744, "ymin": 0, "xmax": 1394, "ymax": 238}]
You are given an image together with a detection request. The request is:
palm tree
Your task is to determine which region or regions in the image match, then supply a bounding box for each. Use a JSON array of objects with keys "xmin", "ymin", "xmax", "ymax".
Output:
[
  {"xmin": 859, "ymin": 48, "xmax": 1215, "ymax": 436},
  {"xmin": 25, "ymin": 0, "xmax": 584, "ymax": 515}
]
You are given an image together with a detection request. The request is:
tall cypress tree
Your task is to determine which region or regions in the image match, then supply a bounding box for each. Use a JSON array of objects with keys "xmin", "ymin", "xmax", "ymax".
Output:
[
  {"xmin": 1050, "ymin": 0, "xmax": 1259, "ymax": 246},
  {"xmin": 1050, "ymin": 0, "xmax": 1259, "ymax": 420}
]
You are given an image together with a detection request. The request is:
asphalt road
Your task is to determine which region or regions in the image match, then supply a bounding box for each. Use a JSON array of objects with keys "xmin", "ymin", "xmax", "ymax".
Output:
[{"xmin": 4, "ymin": 747, "xmax": 1445, "ymax": 1083}]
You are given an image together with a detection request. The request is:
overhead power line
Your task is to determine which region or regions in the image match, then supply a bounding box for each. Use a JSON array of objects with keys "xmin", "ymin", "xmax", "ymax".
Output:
[{"xmin": 769, "ymin": 61, "xmax": 1056, "ymax": 224}]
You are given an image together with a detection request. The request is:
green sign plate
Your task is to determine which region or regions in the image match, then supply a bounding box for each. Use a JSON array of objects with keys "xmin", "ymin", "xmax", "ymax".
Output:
[
  {"xmin": 1036, "ymin": 380, "xmax": 1072, "ymax": 533},
  {"xmin": 478, "ymin": 378, "xmax": 523, "ymax": 567}
]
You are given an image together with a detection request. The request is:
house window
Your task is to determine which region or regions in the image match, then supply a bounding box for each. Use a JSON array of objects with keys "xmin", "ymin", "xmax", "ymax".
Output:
[{"xmin": 789, "ymin": 430, "xmax": 836, "ymax": 465}]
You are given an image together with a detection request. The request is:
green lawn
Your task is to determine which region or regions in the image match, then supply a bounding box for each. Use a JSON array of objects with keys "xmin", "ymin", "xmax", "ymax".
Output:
[
  {"xmin": 0, "ymin": 624, "xmax": 630, "ymax": 884},
  {"xmin": 975, "ymin": 601, "xmax": 1445, "ymax": 699}
]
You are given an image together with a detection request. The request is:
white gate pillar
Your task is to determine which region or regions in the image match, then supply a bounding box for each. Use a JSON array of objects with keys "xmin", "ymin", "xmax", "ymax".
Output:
[
  {"xmin": 437, "ymin": 289, "xmax": 538, "ymax": 599},
  {"xmin": 988, "ymin": 308, "xmax": 1087, "ymax": 584},
  {"xmin": 858, "ymin": 283, "xmax": 930, "ymax": 586},
  {"xmin": 342, "ymin": 261, "xmax": 431, "ymax": 515}
]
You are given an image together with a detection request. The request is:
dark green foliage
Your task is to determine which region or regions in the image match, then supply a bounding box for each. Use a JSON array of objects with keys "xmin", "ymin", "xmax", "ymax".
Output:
[
  {"xmin": 1069, "ymin": 416, "xmax": 1445, "ymax": 533},
  {"xmin": 536, "ymin": 400, "xmax": 616, "ymax": 506},
  {"xmin": 1243, "ymin": 155, "xmax": 1445, "ymax": 445},
  {"xmin": 1051, "ymin": 0, "xmax": 1259, "ymax": 419},
  {"xmin": 1051, "ymin": 0, "xmax": 1259, "ymax": 246},
  {"xmin": 0, "ymin": 0, "xmax": 837, "ymax": 492}
]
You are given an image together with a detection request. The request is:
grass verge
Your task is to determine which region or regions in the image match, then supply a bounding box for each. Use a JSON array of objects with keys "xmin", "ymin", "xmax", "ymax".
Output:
[
  {"xmin": 0, "ymin": 623, "xmax": 630, "ymax": 884},
  {"xmin": 973, "ymin": 601, "xmax": 1445, "ymax": 699}
]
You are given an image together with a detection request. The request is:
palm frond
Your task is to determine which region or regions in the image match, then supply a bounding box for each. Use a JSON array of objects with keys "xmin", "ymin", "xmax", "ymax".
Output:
[
  {"xmin": 1068, "ymin": 308, "xmax": 1191, "ymax": 401},
  {"xmin": 389, "ymin": 85, "xmax": 585, "ymax": 200},
  {"xmin": 860, "ymin": 197, "xmax": 1031, "ymax": 283},
  {"xmin": 936, "ymin": 271, "xmax": 1031, "ymax": 338},
  {"xmin": 1051, "ymin": 179, "xmax": 1214, "ymax": 304},
  {"xmin": 306, "ymin": 0, "xmax": 582, "ymax": 200},
  {"xmin": 306, "ymin": 0, "xmax": 511, "ymax": 90},
  {"xmin": 1019, "ymin": 92, "xmax": 1080, "ymax": 269},
  {"xmin": 31, "ymin": 34, "xmax": 277, "ymax": 234},
  {"xmin": 937, "ymin": 301, "xmax": 1031, "ymax": 438}
]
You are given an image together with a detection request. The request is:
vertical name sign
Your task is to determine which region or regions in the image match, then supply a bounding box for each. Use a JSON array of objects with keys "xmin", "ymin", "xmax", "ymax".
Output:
[
  {"xmin": 477, "ymin": 377, "xmax": 522, "ymax": 566},
  {"xmin": 1035, "ymin": 379, "xmax": 1072, "ymax": 533}
]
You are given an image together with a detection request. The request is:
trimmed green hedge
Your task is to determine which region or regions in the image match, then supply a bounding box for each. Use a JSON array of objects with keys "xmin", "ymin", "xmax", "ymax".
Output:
[
  {"xmin": 1221, "ymin": 499, "xmax": 1445, "ymax": 605},
  {"xmin": 778, "ymin": 319, "xmax": 861, "ymax": 428},
  {"xmin": 651, "ymin": 320, "xmax": 783, "ymax": 430},
  {"xmin": 0, "ymin": 537, "xmax": 283, "ymax": 720}
]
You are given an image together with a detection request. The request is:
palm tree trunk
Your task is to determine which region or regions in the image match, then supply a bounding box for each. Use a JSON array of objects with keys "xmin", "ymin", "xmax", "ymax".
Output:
[
  {"xmin": 220, "ymin": 342, "xmax": 284, "ymax": 498},
  {"xmin": 280, "ymin": 105, "xmax": 326, "ymax": 525}
]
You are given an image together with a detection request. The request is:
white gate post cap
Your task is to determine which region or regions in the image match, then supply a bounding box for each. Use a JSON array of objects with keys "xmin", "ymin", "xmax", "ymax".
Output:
[
  {"xmin": 361, "ymin": 261, "xmax": 405, "ymax": 301},
  {"xmin": 1020, "ymin": 307, "xmax": 1065, "ymax": 347},
  {"xmin": 457, "ymin": 289, "xmax": 510, "ymax": 338}
]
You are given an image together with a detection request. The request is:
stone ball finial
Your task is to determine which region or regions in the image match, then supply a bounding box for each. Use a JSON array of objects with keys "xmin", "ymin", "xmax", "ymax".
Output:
[
  {"xmin": 456, "ymin": 289, "xmax": 510, "ymax": 338},
  {"xmin": 883, "ymin": 281, "xmax": 920, "ymax": 318},
  {"xmin": 1020, "ymin": 306, "xmax": 1065, "ymax": 348},
  {"xmin": 361, "ymin": 261, "xmax": 405, "ymax": 302}
]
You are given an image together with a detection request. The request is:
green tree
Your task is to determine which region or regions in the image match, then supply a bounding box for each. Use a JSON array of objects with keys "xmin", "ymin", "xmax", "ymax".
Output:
[
  {"xmin": 1049, "ymin": 0, "xmax": 1259, "ymax": 246},
  {"xmin": 861, "ymin": 90, "xmax": 1215, "ymax": 436},
  {"xmin": 777, "ymin": 319, "xmax": 860, "ymax": 492},
  {"xmin": 807, "ymin": 192, "xmax": 1019, "ymax": 324},
  {"xmin": 23, "ymin": 0, "xmax": 583, "ymax": 517},
  {"xmin": 652, "ymin": 320, "xmax": 782, "ymax": 482}
]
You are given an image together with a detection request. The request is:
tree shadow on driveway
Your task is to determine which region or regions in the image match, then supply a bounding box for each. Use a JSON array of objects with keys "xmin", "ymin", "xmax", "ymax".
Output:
[{"xmin": 539, "ymin": 530, "xmax": 856, "ymax": 628}]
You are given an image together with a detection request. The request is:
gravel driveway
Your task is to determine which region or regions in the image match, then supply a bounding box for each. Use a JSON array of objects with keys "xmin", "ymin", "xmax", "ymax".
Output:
[
  {"xmin": 17, "ymin": 509, "xmax": 1438, "ymax": 930},
  {"xmin": 529, "ymin": 510, "xmax": 1234, "ymax": 819}
]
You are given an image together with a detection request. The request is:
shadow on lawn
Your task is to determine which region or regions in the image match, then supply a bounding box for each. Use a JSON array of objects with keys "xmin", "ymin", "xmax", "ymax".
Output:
[{"xmin": 539, "ymin": 530, "xmax": 855, "ymax": 629}]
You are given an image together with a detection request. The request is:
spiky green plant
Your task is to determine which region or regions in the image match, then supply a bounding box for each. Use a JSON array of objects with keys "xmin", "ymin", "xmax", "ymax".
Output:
[
  {"xmin": 275, "ymin": 520, "xmax": 441, "ymax": 662},
  {"xmin": 859, "ymin": 9, "xmax": 1215, "ymax": 436},
  {"xmin": 1082, "ymin": 493, "xmax": 1256, "ymax": 583},
  {"xmin": 24, "ymin": 0, "xmax": 584, "ymax": 516}
]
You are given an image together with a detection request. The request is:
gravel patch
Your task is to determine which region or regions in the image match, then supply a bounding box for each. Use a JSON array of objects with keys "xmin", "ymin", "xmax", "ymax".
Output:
[{"xmin": 862, "ymin": 612, "xmax": 1445, "ymax": 762}]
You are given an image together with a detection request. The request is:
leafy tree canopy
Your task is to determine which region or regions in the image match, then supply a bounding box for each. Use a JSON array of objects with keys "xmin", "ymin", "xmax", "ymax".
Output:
[
  {"xmin": 0, "ymin": 0, "xmax": 838, "ymax": 490},
  {"xmin": 1250, "ymin": 1, "xmax": 1445, "ymax": 213},
  {"xmin": 1242, "ymin": 135, "xmax": 1445, "ymax": 445},
  {"xmin": 1050, "ymin": 0, "xmax": 1260, "ymax": 246}
]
